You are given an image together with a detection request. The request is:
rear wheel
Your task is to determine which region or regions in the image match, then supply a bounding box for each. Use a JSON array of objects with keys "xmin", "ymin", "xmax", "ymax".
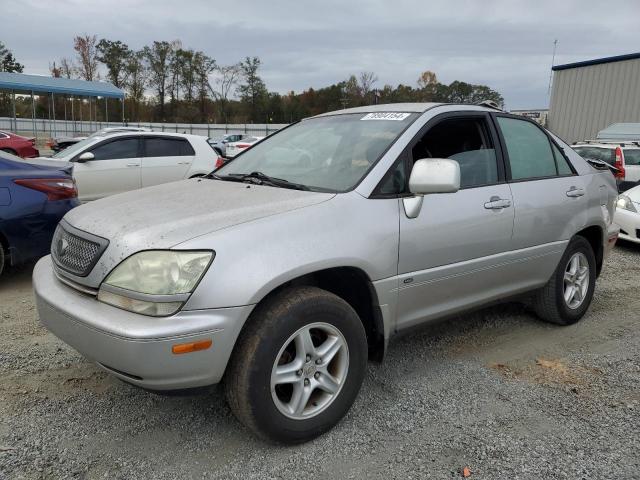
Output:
[
  {"xmin": 533, "ymin": 236, "xmax": 596, "ymax": 325},
  {"xmin": 225, "ymin": 286, "xmax": 367, "ymax": 443},
  {"xmin": 1, "ymin": 148, "xmax": 17, "ymax": 156}
]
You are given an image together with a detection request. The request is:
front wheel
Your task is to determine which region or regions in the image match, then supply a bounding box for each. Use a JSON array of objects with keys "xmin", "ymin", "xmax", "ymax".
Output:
[
  {"xmin": 533, "ymin": 236, "xmax": 596, "ymax": 325},
  {"xmin": 225, "ymin": 286, "xmax": 368, "ymax": 443}
]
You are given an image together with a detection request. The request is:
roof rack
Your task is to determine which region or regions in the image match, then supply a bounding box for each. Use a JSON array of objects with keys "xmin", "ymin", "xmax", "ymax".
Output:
[
  {"xmin": 476, "ymin": 100, "xmax": 503, "ymax": 111},
  {"xmin": 573, "ymin": 139, "xmax": 640, "ymax": 147}
]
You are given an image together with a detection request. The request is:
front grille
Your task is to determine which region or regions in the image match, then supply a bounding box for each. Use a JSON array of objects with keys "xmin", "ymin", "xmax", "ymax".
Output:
[{"xmin": 51, "ymin": 222, "xmax": 108, "ymax": 277}]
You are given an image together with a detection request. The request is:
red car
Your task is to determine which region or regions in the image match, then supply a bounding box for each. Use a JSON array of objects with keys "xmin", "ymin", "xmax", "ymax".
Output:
[{"xmin": 0, "ymin": 130, "xmax": 39, "ymax": 158}]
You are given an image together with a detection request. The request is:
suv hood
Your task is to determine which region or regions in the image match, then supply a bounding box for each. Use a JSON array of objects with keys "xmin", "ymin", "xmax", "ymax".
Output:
[{"xmin": 64, "ymin": 178, "xmax": 334, "ymax": 252}]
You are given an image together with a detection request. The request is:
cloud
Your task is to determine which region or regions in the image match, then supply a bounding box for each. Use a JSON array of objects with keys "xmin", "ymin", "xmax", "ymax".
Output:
[{"xmin": 3, "ymin": 0, "xmax": 639, "ymax": 109}]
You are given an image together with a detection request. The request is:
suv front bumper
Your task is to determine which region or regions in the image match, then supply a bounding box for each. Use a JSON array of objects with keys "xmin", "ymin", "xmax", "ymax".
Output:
[{"xmin": 33, "ymin": 256, "xmax": 254, "ymax": 390}]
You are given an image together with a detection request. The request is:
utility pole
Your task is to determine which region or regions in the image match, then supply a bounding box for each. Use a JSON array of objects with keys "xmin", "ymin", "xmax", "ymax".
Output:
[{"xmin": 547, "ymin": 39, "xmax": 558, "ymax": 96}]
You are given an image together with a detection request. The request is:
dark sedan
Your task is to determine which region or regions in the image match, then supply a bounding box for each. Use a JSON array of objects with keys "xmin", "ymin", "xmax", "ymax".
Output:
[{"xmin": 0, "ymin": 152, "xmax": 78, "ymax": 277}]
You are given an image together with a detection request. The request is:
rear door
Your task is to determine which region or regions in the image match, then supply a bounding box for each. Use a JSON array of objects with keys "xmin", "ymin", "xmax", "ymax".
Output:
[
  {"xmin": 72, "ymin": 136, "xmax": 142, "ymax": 201},
  {"xmin": 494, "ymin": 115, "xmax": 586, "ymax": 280},
  {"xmin": 141, "ymin": 136, "xmax": 195, "ymax": 187}
]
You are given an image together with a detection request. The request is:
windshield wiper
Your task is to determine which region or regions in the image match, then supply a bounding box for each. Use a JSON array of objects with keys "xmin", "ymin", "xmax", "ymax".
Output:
[{"xmin": 212, "ymin": 171, "xmax": 311, "ymax": 191}]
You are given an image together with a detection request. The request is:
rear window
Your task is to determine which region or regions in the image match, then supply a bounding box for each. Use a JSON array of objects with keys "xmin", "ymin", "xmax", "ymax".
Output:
[
  {"xmin": 573, "ymin": 146, "xmax": 615, "ymax": 165},
  {"xmin": 623, "ymin": 149, "xmax": 640, "ymax": 166},
  {"xmin": 143, "ymin": 137, "xmax": 195, "ymax": 157}
]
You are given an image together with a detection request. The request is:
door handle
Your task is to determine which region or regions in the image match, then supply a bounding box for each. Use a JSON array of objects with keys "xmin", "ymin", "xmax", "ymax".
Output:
[
  {"xmin": 126, "ymin": 163, "xmax": 140, "ymax": 167},
  {"xmin": 566, "ymin": 187, "xmax": 585, "ymax": 197},
  {"xmin": 484, "ymin": 196, "xmax": 512, "ymax": 210}
]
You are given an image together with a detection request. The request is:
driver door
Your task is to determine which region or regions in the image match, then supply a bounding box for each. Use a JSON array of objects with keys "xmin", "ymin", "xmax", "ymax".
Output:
[{"xmin": 395, "ymin": 112, "xmax": 515, "ymax": 330}]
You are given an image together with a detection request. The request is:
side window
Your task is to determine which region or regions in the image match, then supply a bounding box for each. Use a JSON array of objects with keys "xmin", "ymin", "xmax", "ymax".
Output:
[
  {"xmin": 552, "ymin": 143, "xmax": 573, "ymax": 175},
  {"xmin": 624, "ymin": 149, "xmax": 640, "ymax": 166},
  {"xmin": 411, "ymin": 117, "xmax": 499, "ymax": 189},
  {"xmin": 497, "ymin": 117, "xmax": 556, "ymax": 180},
  {"xmin": 144, "ymin": 138, "xmax": 195, "ymax": 157},
  {"xmin": 89, "ymin": 138, "xmax": 139, "ymax": 160}
]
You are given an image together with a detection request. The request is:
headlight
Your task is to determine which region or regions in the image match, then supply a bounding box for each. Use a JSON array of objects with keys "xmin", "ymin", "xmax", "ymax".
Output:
[
  {"xmin": 97, "ymin": 250, "xmax": 214, "ymax": 316},
  {"xmin": 616, "ymin": 195, "xmax": 637, "ymax": 213}
]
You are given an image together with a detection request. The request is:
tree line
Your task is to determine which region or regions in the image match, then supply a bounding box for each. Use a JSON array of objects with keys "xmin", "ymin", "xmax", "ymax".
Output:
[{"xmin": 1, "ymin": 38, "xmax": 504, "ymax": 125}]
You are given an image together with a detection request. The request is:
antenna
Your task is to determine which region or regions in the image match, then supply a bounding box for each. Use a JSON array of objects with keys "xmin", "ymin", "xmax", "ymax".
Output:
[{"xmin": 547, "ymin": 39, "xmax": 558, "ymax": 96}]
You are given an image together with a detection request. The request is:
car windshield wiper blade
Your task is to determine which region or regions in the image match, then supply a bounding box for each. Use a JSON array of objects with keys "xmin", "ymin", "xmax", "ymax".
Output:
[{"xmin": 224, "ymin": 171, "xmax": 311, "ymax": 191}]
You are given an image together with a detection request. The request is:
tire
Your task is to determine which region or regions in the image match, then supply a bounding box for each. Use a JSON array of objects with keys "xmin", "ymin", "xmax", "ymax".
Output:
[
  {"xmin": 1, "ymin": 148, "xmax": 17, "ymax": 156},
  {"xmin": 225, "ymin": 286, "xmax": 368, "ymax": 444},
  {"xmin": 533, "ymin": 236, "xmax": 596, "ymax": 325}
]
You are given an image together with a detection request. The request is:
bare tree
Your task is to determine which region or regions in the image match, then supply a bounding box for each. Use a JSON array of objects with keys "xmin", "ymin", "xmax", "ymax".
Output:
[
  {"xmin": 358, "ymin": 71, "xmax": 378, "ymax": 98},
  {"xmin": 73, "ymin": 34, "xmax": 100, "ymax": 81},
  {"xmin": 59, "ymin": 58, "xmax": 74, "ymax": 79},
  {"xmin": 211, "ymin": 63, "xmax": 241, "ymax": 123},
  {"xmin": 50, "ymin": 61, "xmax": 62, "ymax": 78}
]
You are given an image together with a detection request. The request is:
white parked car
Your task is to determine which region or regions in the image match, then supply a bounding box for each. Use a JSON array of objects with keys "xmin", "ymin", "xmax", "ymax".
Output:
[
  {"xmin": 48, "ymin": 132, "xmax": 218, "ymax": 201},
  {"xmin": 572, "ymin": 141, "xmax": 640, "ymax": 190},
  {"xmin": 225, "ymin": 136, "xmax": 264, "ymax": 158},
  {"xmin": 614, "ymin": 185, "xmax": 640, "ymax": 243}
]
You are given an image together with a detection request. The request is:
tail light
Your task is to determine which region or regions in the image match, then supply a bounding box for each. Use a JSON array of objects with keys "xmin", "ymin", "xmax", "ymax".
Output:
[
  {"xmin": 614, "ymin": 147, "xmax": 625, "ymax": 179},
  {"xmin": 45, "ymin": 138, "xmax": 54, "ymax": 148},
  {"xmin": 14, "ymin": 178, "xmax": 78, "ymax": 201},
  {"xmin": 215, "ymin": 157, "xmax": 225, "ymax": 169},
  {"xmin": 236, "ymin": 143, "xmax": 250, "ymax": 149}
]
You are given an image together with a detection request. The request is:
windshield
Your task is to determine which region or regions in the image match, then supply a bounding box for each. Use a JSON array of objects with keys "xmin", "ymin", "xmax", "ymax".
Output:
[
  {"xmin": 52, "ymin": 136, "xmax": 102, "ymax": 158},
  {"xmin": 216, "ymin": 112, "xmax": 417, "ymax": 192}
]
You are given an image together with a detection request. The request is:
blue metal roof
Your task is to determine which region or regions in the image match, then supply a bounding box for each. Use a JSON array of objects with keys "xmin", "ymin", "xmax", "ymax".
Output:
[
  {"xmin": 552, "ymin": 52, "xmax": 640, "ymax": 71},
  {"xmin": 0, "ymin": 72, "xmax": 124, "ymax": 98}
]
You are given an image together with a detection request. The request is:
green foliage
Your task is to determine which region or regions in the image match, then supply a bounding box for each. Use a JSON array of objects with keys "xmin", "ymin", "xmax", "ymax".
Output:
[
  {"xmin": 0, "ymin": 41, "xmax": 24, "ymax": 73},
  {"xmin": 96, "ymin": 39, "xmax": 132, "ymax": 88}
]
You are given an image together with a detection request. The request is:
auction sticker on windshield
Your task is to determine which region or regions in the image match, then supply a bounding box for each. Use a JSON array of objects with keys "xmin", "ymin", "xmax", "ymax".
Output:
[{"xmin": 361, "ymin": 112, "xmax": 411, "ymax": 121}]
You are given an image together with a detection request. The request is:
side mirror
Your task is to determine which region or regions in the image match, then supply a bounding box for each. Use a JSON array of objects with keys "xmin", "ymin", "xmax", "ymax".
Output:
[
  {"xmin": 75, "ymin": 151, "xmax": 95, "ymax": 163},
  {"xmin": 409, "ymin": 158, "xmax": 460, "ymax": 195},
  {"xmin": 404, "ymin": 159, "xmax": 460, "ymax": 219}
]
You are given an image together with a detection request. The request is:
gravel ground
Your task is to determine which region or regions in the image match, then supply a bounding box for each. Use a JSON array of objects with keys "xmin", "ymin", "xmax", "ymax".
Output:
[{"xmin": 1, "ymin": 244, "xmax": 639, "ymax": 479}]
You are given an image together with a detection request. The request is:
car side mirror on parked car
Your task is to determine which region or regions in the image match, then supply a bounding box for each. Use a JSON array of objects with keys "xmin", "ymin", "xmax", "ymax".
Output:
[
  {"xmin": 404, "ymin": 158, "xmax": 460, "ymax": 219},
  {"xmin": 75, "ymin": 152, "xmax": 95, "ymax": 163}
]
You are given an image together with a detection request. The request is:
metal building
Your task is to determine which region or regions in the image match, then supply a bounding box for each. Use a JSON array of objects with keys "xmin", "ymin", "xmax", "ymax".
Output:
[{"xmin": 548, "ymin": 52, "xmax": 640, "ymax": 143}]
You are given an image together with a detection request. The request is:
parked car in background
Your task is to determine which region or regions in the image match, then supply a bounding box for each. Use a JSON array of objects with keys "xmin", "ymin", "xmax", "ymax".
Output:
[
  {"xmin": 224, "ymin": 135, "xmax": 264, "ymax": 158},
  {"xmin": 614, "ymin": 184, "xmax": 640, "ymax": 244},
  {"xmin": 0, "ymin": 152, "xmax": 78, "ymax": 278},
  {"xmin": 208, "ymin": 133, "xmax": 251, "ymax": 156},
  {"xmin": 34, "ymin": 103, "xmax": 618, "ymax": 443},
  {"xmin": 572, "ymin": 141, "xmax": 640, "ymax": 191},
  {"xmin": 46, "ymin": 131, "xmax": 217, "ymax": 201},
  {"xmin": 0, "ymin": 130, "xmax": 39, "ymax": 158},
  {"xmin": 48, "ymin": 127, "xmax": 153, "ymax": 153}
]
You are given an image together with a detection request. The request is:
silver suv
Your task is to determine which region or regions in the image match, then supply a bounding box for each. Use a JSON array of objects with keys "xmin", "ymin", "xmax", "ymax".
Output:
[{"xmin": 34, "ymin": 103, "xmax": 619, "ymax": 443}]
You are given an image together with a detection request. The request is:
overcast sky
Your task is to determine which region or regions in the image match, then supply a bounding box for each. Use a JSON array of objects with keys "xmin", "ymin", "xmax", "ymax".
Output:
[{"xmin": 4, "ymin": 0, "xmax": 639, "ymax": 109}]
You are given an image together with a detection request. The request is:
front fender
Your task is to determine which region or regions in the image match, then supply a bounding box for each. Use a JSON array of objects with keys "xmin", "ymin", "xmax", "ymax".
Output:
[{"xmin": 179, "ymin": 192, "xmax": 400, "ymax": 311}]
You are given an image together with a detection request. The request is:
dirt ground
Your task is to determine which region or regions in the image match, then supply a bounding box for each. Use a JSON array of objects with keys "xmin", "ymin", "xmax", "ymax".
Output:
[{"xmin": 1, "ymin": 243, "xmax": 639, "ymax": 479}]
